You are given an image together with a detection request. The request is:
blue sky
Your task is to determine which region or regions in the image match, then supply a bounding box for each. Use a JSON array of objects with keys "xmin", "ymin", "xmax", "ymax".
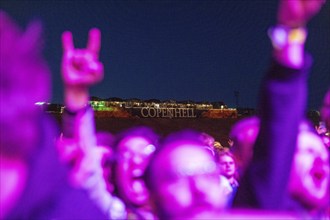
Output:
[{"xmin": 2, "ymin": 0, "xmax": 329, "ymax": 109}]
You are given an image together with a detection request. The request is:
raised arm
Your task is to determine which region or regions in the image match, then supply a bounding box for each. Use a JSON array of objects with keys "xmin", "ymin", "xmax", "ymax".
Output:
[
  {"xmin": 58, "ymin": 28, "xmax": 103, "ymax": 175},
  {"xmin": 61, "ymin": 28, "xmax": 103, "ymax": 111},
  {"xmin": 235, "ymin": 0, "xmax": 326, "ymax": 211}
]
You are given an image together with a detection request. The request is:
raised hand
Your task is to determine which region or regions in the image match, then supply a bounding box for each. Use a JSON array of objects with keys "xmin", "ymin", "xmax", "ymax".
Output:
[
  {"xmin": 61, "ymin": 28, "xmax": 103, "ymax": 87},
  {"xmin": 277, "ymin": 0, "xmax": 326, "ymax": 28},
  {"xmin": 61, "ymin": 28, "xmax": 103, "ymax": 110}
]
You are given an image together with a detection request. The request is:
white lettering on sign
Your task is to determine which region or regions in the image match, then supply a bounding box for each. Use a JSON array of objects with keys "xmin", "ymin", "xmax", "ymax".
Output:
[{"xmin": 140, "ymin": 107, "xmax": 197, "ymax": 118}]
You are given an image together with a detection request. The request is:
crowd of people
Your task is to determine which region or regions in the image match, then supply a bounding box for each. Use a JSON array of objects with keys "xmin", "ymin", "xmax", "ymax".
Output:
[{"xmin": 1, "ymin": 0, "xmax": 329, "ymax": 219}]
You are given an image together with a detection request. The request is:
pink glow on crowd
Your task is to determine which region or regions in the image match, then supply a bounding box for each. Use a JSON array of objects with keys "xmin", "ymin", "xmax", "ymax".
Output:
[
  {"xmin": 1, "ymin": 0, "xmax": 330, "ymax": 218},
  {"xmin": 289, "ymin": 129, "xmax": 330, "ymax": 209},
  {"xmin": 0, "ymin": 156, "xmax": 28, "ymax": 219},
  {"xmin": 116, "ymin": 136, "xmax": 155, "ymax": 205}
]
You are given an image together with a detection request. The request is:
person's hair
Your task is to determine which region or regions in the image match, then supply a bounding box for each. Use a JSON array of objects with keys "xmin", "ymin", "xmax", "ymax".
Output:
[{"xmin": 217, "ymin": 150, "xmax": 236, "ymax": 161}]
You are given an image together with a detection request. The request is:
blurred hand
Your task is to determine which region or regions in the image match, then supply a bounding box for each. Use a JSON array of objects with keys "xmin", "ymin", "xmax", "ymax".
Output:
[
  {"xmin": 228, "ymin": 139, "xmax": 234, "ymax": 147},
  {"xmin": 61, "ymin": 28, "xmax": 103, "ymax": 87},
  {"xmin": 277, "ymin": 0, "xmax": 326, "ymax": 28}
]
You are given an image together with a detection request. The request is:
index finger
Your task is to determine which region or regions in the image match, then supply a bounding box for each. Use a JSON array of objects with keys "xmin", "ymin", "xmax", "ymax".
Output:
[
  {"xmin": 62, "ymin": 31, "xmax": 74, "ymax": 52},
  {"xmin": 87, "ymin": 28, "xmax": 101, "ymax": 56}
]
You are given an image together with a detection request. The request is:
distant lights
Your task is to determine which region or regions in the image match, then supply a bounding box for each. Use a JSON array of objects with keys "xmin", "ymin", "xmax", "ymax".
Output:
[{"xmin": 35, "ymin": 102, "xmax": 49, "ymax": 105}]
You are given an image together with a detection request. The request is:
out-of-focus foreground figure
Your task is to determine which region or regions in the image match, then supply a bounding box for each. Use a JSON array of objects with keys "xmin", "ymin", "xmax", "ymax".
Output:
[
  {"xmin": 0, "ymin": 11, "xmax": 51, "ymax": 218},
  {"xmin": 0, "ymin": 11, "xmax": 106, "ymax": 219},
  {"xmin": 145, "ymin": 130, "xmax": 227, "ymax": 220},
  {"xmin": 233, "ymin": 0, "xmax": 329, "ymax": 218}
]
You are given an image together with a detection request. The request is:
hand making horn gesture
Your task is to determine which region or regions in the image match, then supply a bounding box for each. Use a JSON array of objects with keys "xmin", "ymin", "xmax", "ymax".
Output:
[
  {"xmin": 61, "ymin": 28, "xmax": 103, "ymax": 86},
  {"xmin": 61, "ymin": 28, "xmax": 103, "ymax": 110}
]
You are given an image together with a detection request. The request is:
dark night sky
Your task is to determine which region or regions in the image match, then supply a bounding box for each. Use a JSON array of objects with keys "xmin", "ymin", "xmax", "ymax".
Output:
[{"xmin": 2, "ymin": 0, "xmax": 329, "ymax": 109}]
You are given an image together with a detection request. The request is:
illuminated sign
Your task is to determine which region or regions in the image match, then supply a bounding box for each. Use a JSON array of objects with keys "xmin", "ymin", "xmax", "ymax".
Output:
[{"xmin": 138, "ymin": 107, "xmax": 197, "ymax": 118}]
